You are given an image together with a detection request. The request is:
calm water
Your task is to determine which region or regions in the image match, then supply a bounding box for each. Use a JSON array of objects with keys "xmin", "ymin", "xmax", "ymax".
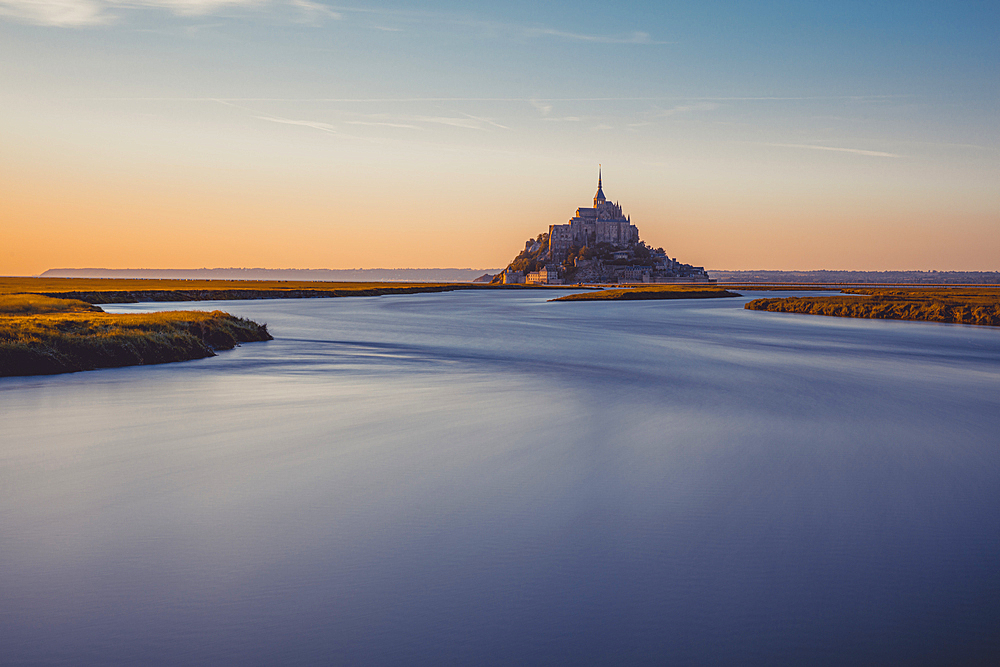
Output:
[{"xmin": 2, "ymin": 290, "xmax": 999, "ymax": 665}]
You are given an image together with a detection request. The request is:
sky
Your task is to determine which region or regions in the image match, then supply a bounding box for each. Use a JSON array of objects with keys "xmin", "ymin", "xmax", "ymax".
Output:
[{"xmin": 1, "ymin": 0, "xmax": 997, "ymax": 274}]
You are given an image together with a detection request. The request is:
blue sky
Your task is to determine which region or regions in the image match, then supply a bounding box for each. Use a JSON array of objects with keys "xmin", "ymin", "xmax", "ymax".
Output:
[{"xmin": 1, "ymin": 1, "xmax": 997, "ymax": 272}]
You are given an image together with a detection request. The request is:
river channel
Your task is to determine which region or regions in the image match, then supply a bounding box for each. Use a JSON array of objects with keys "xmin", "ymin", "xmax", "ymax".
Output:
[{"xmin": 2, "ymin": 290, "xmax": 998, "ymax": 665}]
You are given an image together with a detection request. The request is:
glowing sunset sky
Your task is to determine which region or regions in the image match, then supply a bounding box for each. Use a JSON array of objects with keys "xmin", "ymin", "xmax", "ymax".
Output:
[{"xmin": 1, "ymin": 1, "xmax": 997, "ymax": 274}]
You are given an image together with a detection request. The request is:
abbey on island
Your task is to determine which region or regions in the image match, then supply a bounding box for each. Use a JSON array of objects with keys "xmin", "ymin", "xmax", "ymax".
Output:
[{"xmin": 495, "ymin": 170, "xmax": 710, "ymax": 285}]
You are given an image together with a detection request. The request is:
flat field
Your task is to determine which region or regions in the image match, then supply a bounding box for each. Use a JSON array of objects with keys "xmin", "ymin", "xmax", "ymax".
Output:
[
  {"xmin": 0, "ymin": 277, "xmax": 467, "ymax": 293},
  {"xmin": 0, "ymin": 277, "xmax": 481, "ymax": 304},
  {"xmin": 745, "ymin": 288, "xmax": 1000, "ymax": 326}
]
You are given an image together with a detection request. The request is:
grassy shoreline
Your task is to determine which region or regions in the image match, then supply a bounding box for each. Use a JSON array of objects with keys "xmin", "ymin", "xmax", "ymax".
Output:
[
  {"xmin": 745, "ymin": 288, "xmax": 1000, "ymax": 327},
  {"xmin": 0, "ymin": 295, "xmax": 272, "ymax": 377}
]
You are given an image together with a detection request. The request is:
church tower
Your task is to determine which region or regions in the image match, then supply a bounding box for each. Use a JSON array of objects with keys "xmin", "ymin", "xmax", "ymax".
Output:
[{"xmin": 594, "ymin": 167, "xmax": 606, "ymax": 208}]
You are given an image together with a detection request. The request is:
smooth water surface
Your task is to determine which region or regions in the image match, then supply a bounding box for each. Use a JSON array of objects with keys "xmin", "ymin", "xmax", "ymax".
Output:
[{"xmin": 2, "ymin": 290, "xmax": 999, "ymax": 665}]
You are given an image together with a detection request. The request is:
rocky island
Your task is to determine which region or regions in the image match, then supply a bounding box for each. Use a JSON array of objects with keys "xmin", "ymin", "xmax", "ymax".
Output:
[{"xmin": 494, "ymin": 171, "xmax": 712, "ymax": 286}]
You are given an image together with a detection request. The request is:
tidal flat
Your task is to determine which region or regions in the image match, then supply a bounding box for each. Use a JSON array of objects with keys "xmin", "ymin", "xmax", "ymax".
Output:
[
  {"xmin": 2, "ymin": 289, "xmax": 998, "ymax": 665},
  {"xmin": 550, "ymin": 285, "xmax": 740, "ymax": 301}
]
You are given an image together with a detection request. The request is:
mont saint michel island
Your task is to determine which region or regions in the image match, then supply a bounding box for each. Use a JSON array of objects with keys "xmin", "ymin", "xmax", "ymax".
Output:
[{"xmin": 495, "ymin": 171, "xmax": 710, "ymax": 286}]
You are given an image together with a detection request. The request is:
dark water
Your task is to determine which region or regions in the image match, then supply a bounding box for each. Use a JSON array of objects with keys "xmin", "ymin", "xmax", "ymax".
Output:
[{"xmin": 2, "ymin": 290, "xmax": 999, "ymax": 665}]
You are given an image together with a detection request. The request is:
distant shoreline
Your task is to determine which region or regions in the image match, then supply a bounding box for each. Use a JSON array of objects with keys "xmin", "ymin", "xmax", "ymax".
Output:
[
  {"xmin": 38, "ymin": 268, "xmax": 502, "ymax": 283},
  {"xmin": 712, "ymin": 270, "xmax": 1000, "ymax": 285},
  {"xmin": 30, "ymin": 268, "xmax": 1000, "ymax": 286}
]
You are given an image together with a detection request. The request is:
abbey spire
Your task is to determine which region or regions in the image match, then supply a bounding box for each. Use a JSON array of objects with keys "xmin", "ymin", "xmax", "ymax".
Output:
[{"xmin": 594, "ymin": 166, "xmax": 606, "ymax": 207}]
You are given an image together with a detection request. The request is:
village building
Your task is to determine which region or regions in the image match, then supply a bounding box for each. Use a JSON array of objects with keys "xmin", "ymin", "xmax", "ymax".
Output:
[
  {"xmin": 619, "ymin": 266, "xmax": 653, "ymax": 283},
  {"xmin": 501, "ymin": 267, "xmax": 525, "ymax": 284},
  {"xmin": 525, "ymin": 266, "xmax": 563, "ymax": 285}
]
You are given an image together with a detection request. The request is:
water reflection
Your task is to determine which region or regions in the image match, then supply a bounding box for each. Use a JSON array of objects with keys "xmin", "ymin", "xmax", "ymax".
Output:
[{"xmin": 2, "ymin": 291, "xmax": 999, "ymax": 665}]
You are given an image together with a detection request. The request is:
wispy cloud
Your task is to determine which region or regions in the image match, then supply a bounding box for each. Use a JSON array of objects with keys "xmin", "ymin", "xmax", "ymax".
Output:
[
  {"xmin": 288, "ymin": 0, "xmax": 340, "ymax": 25},
  {"xmin": 322, "ymin": 6, "xmax": 672, "ymax": 45},
  {"xmin": 244, "ymin": 106, "xmax": 504, "ymax": 134},
  {"xmin": 0, "ymin": 0, "xmax": 105, "ymax": 25},
  {"xmin": 524, "ymin": 28, "xmax": 669, "ymax": 44},
  {"xmin": 349, "ymin": 111, "xmax": 507, "ymax": 131},
  {"xmin": 530, "ymin": 99, "xmax": 552, "ymax": 117},
  {"xmin": 0, "ymin": 0, "xmax": 267, "ymax": 26},
  {"xmin": 410, "ymin": 116, "xmax": 488, "ymax": 131},
  {"xmin": 0, "ymin": 0, "xmax": 349, "ymax": 26},
  {"xmin": 900, "ymin": 140, "xmax": 993, "ymax": 152},
  {"xmin": 624, "ymin": 102, "xmax": 719, "ymax": 128},
  {"xmin": 459, "ymin": 112, "xmax": 507, "ymax": 130},
  {"xmin": 344, "ymin": 120, "xmax": 419, "ymax": 129},
  {"xmin": 657, "ymin": 102, "xmax": 719, "ymax": 117},
  {"xmin": 254, "ymin": 113, "xmax": 339, "ymax": 134},
  {"xmin": 134, "ymin": 0, "xmax": 265, "ymax": 14},
  {"xmin": 1, "ymin": 0, "xmax": 671, "ymax": 45},
  {"xmin": 763, "ymin": 142, "xmax": 902, "ymax": 158}
]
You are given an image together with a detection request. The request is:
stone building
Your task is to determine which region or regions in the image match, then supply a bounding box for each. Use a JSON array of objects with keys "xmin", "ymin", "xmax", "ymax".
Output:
[
  {"xmin": 501, "ymin": 267, "xmax": 525, "ymax": 284},
  {"xmin": 525, "ymin": 266, "xmax": 563, "ymax": 285},
  {"xmin": 619, "ymin": 266, "xmax": 653, "ymax": 283},
  {"xmin": 548, "ymin": 170, "xmax": 639, "ymax": 262}
]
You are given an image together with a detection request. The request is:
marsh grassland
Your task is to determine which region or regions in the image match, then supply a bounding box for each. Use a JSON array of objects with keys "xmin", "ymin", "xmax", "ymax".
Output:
[
  {"xmin": 745, "ymin": 288, "xmax": 1000, "ymax": 326},
  {"xmin": 550, "ymin": 285, "xmax": 740, "ymax": 301},
  {"xmin": 0, "ymin": 294, "xmax": 271, "ymax": 377},
  {"xmin": 0, "ymin": 277, "xmax": 485, "ymax": 304}
]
